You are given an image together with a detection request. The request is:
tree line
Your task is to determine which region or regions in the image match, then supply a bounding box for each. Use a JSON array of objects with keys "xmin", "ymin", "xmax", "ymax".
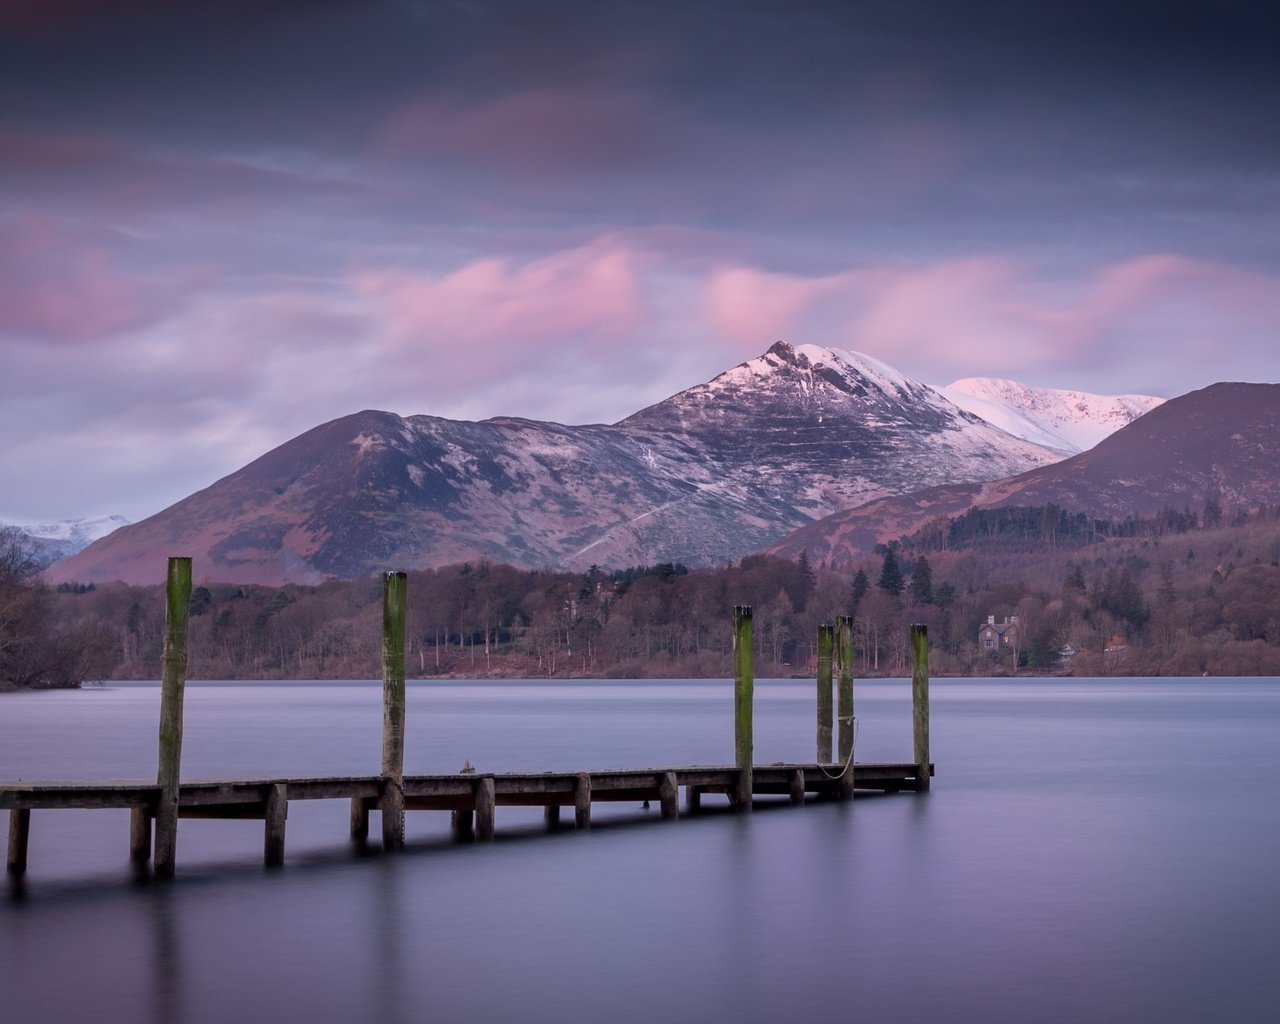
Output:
[{"xmin": 12, "ymin": 502, "xmax": 1280, "ymax": 685}]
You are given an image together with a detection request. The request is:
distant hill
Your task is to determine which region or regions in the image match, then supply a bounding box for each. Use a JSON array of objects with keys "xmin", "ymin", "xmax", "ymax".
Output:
[
  {"xmin": 48, "ymin": 342, "xmax": 1070, "ymax": 586},
  {"xmin": 769, "ymin": 382, "xmax": 1280, "ymax": 566},
  {"xmin": 3, "ymin": 515, "xmax": 129, "ymax": 567}
]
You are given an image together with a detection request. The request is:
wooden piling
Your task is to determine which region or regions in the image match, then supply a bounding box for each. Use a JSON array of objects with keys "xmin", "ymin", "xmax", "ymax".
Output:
[
  {"xmin": 349, "ymin": 797, "xmax": 369, "ymax": 846},
  {"xmin": 816, "ymin": 623, "xmax": 834, "ymax": 763},
  {"xmin": 659, "ymin": 772, "xmax": 679, "ymax": 820},
  {"xmin": 789, "ymin": 768, "xmax": 806, "ymax": 806},
  {"xmin": 129, "ymin": 807, "xmax": 151, "ymax": 862},
  {"xmin": 381, "ymin": 570, "xmax": 408, "ymax": 851},
  {"xmin": 837, "ymin": 614, "xmax": 855, "ymax": 801},
  {"xmin": 475, "ymin": 776, "xmax": 496, "ymax": 841},
  {"xmin": 544, "ymin": 805, "xmax": 561, "ymax": 829},
  {"xmin": 264, "ymin": 784, "xmax": 288, "ymax": 867},
  {"xmin": 7, "ymin": 808, "xmax": 30, "ymax": 875},
  {"xmin": 154, "ymin": 556, "xmax": 192, "ymax": 878},
  {"xmin": 574, "ymin": 773, "xmax": 592, "ymax": 829},
  {"xmin": 734, "ymin": 605, "xmax": 754, "ymax": 812},
  {"xmin": 685, "ymin": 785, "xmax": 702, "ymax": 814},
  {"xmin": 911, "ymin": 623, "xmax": 930, "ymax": 793}
]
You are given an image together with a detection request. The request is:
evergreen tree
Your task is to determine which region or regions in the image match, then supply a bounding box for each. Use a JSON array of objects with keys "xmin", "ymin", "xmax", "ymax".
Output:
[
  {"xmin": 909, "ymin": 555, "xmax": 933, "ymax": 605},
  {"xmin": 877, "ymin": 549, "xmax": 904, "ymax": 597},
  {"xmin": 849, "ymin": 568, "xmax": 868, "ymax": 616}
]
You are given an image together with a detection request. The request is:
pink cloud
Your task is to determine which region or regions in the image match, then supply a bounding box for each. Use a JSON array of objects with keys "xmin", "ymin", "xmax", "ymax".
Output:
[
  {"xmin": 352, "ymin": 240, "xmax": 648, "ymax": 352},
  {"xmin": 703, "ymin": 255, "xmax": 1280, "ymax": 387},
  {"xmin": 707, "ymin": 267, "xmax": 846, "ymax": 343},
  {"xmin": 0, "ymin": 216, "xmax": 153, "ymax": 342}
]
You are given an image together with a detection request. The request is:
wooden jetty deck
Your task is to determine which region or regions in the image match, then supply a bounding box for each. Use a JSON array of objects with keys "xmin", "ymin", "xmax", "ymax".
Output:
[
  {"xmin": 4, "ymin": 562, "xmax": 936, "ymax": 880},
  {"xmin": 3, "ymin": 762, "xmax": 933, "ymax": 873}
]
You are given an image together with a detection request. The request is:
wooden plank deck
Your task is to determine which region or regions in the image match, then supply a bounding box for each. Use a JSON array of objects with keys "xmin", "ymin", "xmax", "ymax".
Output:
[{"xmin": 3, "ymin": 762, "xmax": 933, "ymax": 877}]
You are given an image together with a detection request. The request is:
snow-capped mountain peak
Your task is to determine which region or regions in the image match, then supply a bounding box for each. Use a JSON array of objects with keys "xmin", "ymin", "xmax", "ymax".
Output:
[
  {"xmin": 937, "ymin": 378, "xmax": 1164, "ymax": 454},
  {"xmin": 2, "ymin": 514, "xmax": 130, "ymax": 568}
]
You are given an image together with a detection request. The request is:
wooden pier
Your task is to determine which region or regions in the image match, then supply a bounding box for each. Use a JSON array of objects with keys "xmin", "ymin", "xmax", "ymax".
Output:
[{"xmin": 4, "ymin": 559, "xmax": 935, "ymax": 880}]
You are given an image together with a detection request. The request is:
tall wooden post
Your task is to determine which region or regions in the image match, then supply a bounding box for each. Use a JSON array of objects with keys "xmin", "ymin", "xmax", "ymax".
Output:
[
  {"xmin": 911, "ymin": 623, "xmax": 931, "ymax": 793},
  {"xmin": 836, "ymin": 614, "xmax": 855, "ymax": 800},
  {"xmin": 154, "ymin": 556, "xmax": 191, "ymax": 878},
  {"xmin": 381, "ymin": 570, "xmax": 408, "ymax": 850},
  {"xmin": 733, "ymin": 606, "xmax": 754, "ymax": 812},
  {"xmin": 816, "ymin": 623, "xmax": 834, "ymax": 763}
]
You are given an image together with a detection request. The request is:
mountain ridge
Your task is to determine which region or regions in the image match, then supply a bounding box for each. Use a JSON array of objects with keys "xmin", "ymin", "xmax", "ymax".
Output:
[
  {"xmin": 768, "ymin": 381, "xmax": 1280, "ymax": 566},
  {"xmin": 49, "ymin": 341, "xmax": 1087, "ymax": 586}
]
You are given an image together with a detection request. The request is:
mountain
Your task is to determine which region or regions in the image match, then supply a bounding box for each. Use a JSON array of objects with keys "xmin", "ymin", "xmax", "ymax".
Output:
[
  {"xmin": 769, "ymin": 381, "xmax": 1280, "ymax": 566},
  {"xmin": 937, "ymin": 378, "xmax": 1164, "ymax": 453},
  {"xmin": 47, "ymin": 342, "xmax": 1072, "ymax": 587},
  {"xmin": 3, "ymin": 514, "xmax": 129, "ymax": 567}
]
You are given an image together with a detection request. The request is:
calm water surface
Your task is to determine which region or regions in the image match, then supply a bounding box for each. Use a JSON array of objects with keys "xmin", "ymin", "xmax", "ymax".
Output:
[{"xmin": 3, "ymin": 677, "xmax": 1280, "ymax": 1023}]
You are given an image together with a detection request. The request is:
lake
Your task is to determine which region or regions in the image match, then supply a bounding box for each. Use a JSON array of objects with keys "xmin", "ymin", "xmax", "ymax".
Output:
[{"xmin": 3, "ymin": 677, "xmax": 1280, "ymax": 1023}]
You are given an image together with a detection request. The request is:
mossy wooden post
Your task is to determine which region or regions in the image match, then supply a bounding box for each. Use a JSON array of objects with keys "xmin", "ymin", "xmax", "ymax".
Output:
[
  {"xmin": 816, "ymin": 623, "xmax": 834, "ymax": 763},
  {"xmin": 381, "ymin": 571, "xmax": 408, "ymax": 851},
  {"xmin": 911, "ymin": 623, "xmax": 931, "ymax": 793},
  {"xmin": 836, "ymin": 614, "xmax": 856, "ymax": 800},
  {"xmin": 154, "ymin": 556, "xmax": 191, "ymax": 878},
  {"xmin": 733, "ymin": 605, "xmax": 754, "ymax": 812}
]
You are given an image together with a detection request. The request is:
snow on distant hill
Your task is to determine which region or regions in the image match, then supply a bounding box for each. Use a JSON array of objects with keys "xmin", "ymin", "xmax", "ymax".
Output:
[
  {"xmin": 3, "ymin": 515, "xmax": 130, "ymax": 567},
  {"xmin": 937, "ymin": 378, "xmax": 1164, "ymax": 454}
]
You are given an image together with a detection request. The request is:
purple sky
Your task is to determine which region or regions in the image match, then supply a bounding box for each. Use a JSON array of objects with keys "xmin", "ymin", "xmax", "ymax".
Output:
[{"xmin": 3, "ymin": 0, "xmax": 1278, "ymax": 523}]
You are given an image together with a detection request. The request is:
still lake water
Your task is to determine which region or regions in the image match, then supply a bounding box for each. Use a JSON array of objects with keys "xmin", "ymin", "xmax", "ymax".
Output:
[{"xmin": 3, "ymin": 677, "xmax": 1280, "ymax": 1024}]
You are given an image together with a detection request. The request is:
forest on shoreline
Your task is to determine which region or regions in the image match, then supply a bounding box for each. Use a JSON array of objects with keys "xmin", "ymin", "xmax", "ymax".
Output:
[{"xmin": 5, "ymin": 501, "xmax": 1278, "ymax": 687}]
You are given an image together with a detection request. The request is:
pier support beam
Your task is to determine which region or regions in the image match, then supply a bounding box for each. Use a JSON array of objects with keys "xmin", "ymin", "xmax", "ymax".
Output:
[
  {"xmin": 7, "ymin": 808, "xmax": 29, "ymax": 875},
  {"xmin": 816, "ymin": 623, "xmax": 834, "ymax": 763},
  {"xmin": 789, "ymin": 768, "xmax": 806, "ymax": 806},
  {"xmin": 264, "ymin": 784, "xmax": 287, "ymax": 867},
  {"xmin": 544, "ymin": 804, "xmax": 561, "ymax": 830},
  {"xmin": 350, "ymin": 797, "xmax": 369, "ymax": 846},
  {"xmin": 154, "ymin": 556, "xmax": 192, "ymax": 878},
  {"xmin": 381, "ymin": 570, "xmax": 408, "ymax": 851},
  {"xmin": 685, "ymin": 785, "xmax": 702, "ymax": 814},
  {"xmin": 475, "ymin": 777, "xmax": 496, "ymax": 841},
  {"xmin": 911, "ymin": 623, "xmax": 931, "ymax": 793},
  {"xmin": 574, "ymin": 773, "xmax": 592, "ymax": 829},
  {"xmin": 733, "ymin": 606, "xmax": 754, "ymax": 812},
  {"xmin": 659, "ymin": 772, "xmax": 679, "ymax": 820},
  {"xmin": 837, "ymin": 614, "xmax": 855, "ymax": 801},
  {"xmin": 129, "ymin": 807, "xmax": 151, "ymax": 862}
]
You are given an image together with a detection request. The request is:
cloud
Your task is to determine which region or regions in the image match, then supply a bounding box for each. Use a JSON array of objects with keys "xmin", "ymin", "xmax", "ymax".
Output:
[
  {"xmin": 703, "ymin": 255, "xmax": 1280, "ymax": 392},
  {"xmin": 0, "ymin": 216, "xmax": 157, "ymax": 341},
  {"xmin": 352, "ymin": 239, "xmax": 648, "ymax": 354},
  {"xmin": 376, "ymin": 89, "xmax": 691, "ymax": 176}
]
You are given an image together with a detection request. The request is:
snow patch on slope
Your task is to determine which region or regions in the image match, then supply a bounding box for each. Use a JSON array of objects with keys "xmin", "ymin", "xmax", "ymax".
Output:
[{"xmin": 938, "ymin": 378, "xmax": 1164, "ymax": 453}]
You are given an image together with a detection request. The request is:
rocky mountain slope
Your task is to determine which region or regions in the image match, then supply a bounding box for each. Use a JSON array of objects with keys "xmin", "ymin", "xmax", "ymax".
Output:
[
  {"xmin": 48, "ymin": 342, "xmax": 1071, "ymax": 586},
  {"xmin": 769, "ymin": 381, "xmax": 1280, "ymax": 566}
]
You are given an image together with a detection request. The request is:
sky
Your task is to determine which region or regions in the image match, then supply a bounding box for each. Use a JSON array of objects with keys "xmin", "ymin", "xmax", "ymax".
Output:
[{"xmin": 2, "ymin": 0, "xmax": 1278, "ymax": 524}]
